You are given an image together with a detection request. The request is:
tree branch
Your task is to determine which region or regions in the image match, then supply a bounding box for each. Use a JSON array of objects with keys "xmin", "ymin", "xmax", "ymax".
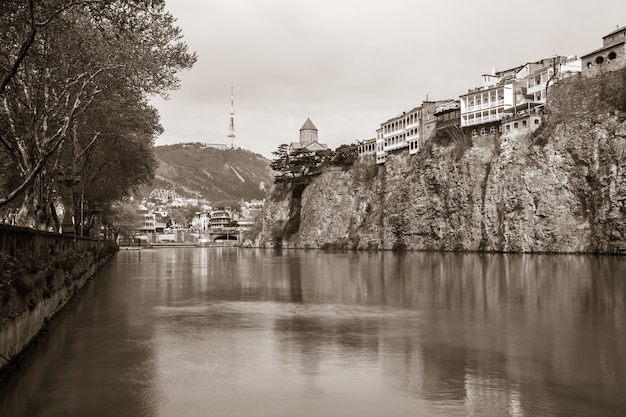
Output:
[{"xmin": 0, "ymin": 0, "xmax": 36, "ymax": 97}]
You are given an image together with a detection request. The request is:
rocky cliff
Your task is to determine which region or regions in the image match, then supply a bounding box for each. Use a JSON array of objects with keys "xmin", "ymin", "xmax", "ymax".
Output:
[{"xmin": 250, "ymin": 69, "xmax": 626, "ymax": 254}]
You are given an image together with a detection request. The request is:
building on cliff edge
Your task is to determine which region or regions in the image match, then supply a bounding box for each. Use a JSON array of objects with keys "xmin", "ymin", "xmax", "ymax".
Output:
[
  {"xmin": 360, "ymin": 27, "xmax": 622, "ymax": 165},
  {"xmin": 288, "ymin": 118, "xmax": 329, "ymax": 154},
  {"xmin": 374, "ymin": 99, "xmax": 456, "ymax": 164},
  {"xmin": 582, "ymin": 26, "xmax": 626, "ymax": 78}
]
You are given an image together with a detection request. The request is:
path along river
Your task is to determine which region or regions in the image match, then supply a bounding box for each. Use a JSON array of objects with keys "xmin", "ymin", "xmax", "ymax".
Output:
[{"xmin": 0, "ymin": 248, "xmax": 625, "ymax": 417}]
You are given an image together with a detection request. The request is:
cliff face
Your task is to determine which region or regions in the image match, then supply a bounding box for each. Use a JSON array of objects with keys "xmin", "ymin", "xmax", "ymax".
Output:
[{"xmin": 251, "ymin": 70, "xmax": 626, "ymax": 254}]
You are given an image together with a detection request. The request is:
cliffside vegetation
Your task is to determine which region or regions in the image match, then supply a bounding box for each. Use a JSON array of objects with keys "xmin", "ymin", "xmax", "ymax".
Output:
[{"xmin": 251, "ymin": 143, "xmax": 359, "ymax": 247}]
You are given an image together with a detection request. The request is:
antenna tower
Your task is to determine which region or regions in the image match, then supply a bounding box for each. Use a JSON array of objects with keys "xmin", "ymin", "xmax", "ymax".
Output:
[{"xmin": 228, "ymin": 84, "xmax": 235, "ymax": 149}]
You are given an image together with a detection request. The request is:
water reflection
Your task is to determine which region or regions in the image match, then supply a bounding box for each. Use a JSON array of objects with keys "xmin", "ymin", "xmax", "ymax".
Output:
[{"xmin": 0, "ymin": 249, "xmax": 624, "ymax": 417}]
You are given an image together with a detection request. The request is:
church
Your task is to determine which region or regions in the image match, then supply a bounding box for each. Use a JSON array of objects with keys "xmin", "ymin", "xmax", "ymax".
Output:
[{"xmin": 288, "ymin": 118, "xmax": 329, "ymax": 154}]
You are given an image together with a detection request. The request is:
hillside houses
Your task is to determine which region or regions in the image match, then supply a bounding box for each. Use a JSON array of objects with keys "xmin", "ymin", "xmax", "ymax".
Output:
[{"xmin": 355, "ymin": 26, "xmax": 626, "ymax": 164}]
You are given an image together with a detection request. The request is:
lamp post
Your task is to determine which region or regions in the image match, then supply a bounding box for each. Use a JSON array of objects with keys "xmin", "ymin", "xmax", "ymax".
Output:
[
  {"xmin": 58, "ymin": 171, "xmax": 81, "ymax": 235},
  {"xmin": 92, "ymin": 206, "xmax": 102, "ymax": 238}
]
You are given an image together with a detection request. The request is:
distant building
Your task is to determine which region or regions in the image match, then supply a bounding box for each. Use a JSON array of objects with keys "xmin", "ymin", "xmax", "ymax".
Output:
[
  {"xmin": 357, "ymin": 138, "xmax": 376, "ymax": 159},
  {"xmin": 379, "ymin": 106, "xmax": 420, "ymax": 160},
  {"xmin": 375, "ymin": 99, "xmax": 453, "ymax": 164},
  {"xmin": 210, "ymin": 210, "xmax": 234, "ymax": 230},
  {"xmin": 149, "ymin": 188, "xmax": 180, "ymax": 203},
  {"xmin": 202, "ymin": 143, "xmax": 230, "ymax": 150},
  {"xmin": 240, "ymin": 199, "xmax": 265, "ymax": 219},
  {"xmin": 193, "ymin": 208, "xmax": 211, "ymax": 232},
  {"xmin": 288, "ymin": 118, "xmax": 329, "ymax": 154},
  {"xmin": 581, "ymin": 26, "xmax": 626, "ymax": 78},
  {"xmin": 138, "ymin": 204, "xmax": 156, "ymax": 234},
  {"xmin": 501, "ymin": 108, "xmax": 543, "ymax": 135},
  {"xmin": 460, "ymin": 56, "xmax": 581, "ymax": 138},
  {"xmin": 434, "ymin": 101, "xmax": 461, "ymax": 137}
]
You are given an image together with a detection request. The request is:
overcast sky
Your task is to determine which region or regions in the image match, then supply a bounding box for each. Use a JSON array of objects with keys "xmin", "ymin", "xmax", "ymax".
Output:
[{"xmin": 151, "ymin": 0, "xmax": 625, "ymax": 158}]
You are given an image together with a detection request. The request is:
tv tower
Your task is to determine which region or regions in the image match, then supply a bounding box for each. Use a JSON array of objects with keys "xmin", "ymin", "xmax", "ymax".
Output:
[{"xmin": 228, "ymin": 84, "xmax": 235, "ymax": 149}]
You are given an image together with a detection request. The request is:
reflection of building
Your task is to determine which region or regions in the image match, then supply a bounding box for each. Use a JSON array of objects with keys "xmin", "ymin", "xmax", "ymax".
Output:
[
  {"xmin": 464, "ymin": 373, "xmax": 524, "ymax": 417},
  {"xmin": 582, "ymin": 26, "xmax": 626, "ymax": 78}
]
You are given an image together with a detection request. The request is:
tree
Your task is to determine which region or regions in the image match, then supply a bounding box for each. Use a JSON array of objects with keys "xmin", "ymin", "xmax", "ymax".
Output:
[
  {"xmin": 332, "ymin": 143, "xmax": 358, "ymax": 167},
  {"xmin": 0, "ymin": 0, "xmax": 197, "ymax": 231},
  {"xmin": 105, "ymin": 200, "xmax": 142, "ymax": 240},
  {"xmin": 270, "ymin": 145, "xmax": 334, "ymax": 184},
  {"xmin": 74, "ymin": 89, "xmax": 159, "ymax": 235}
]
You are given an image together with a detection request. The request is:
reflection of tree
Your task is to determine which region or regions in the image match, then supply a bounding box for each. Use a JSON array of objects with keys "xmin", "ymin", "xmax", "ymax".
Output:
[
  {"xmin": 288, "ymin": 257, "xmax": 303, "ymax": 303},
  {"xmin": 274, "ymin": 316, "xmax": 325, "ymax": 377}
]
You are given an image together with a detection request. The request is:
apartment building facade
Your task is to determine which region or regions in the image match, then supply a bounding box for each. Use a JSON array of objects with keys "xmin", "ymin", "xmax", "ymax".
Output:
[
  {"xmin": 460, "ymin": 56, "xmax": 581, "ymax": 138},
  {"xmin": 375, "ymin": 100, "xmax": 452, "ymax": 164}
]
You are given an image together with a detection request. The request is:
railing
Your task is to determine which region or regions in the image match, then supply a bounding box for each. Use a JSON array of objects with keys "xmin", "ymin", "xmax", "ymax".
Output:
[
  {"xmin": 0, "ymin": 224, "xmax": 112, "ymax": 258},
  {"xmin": 461, "ymin": 114, "xmax": 504, "ymax": 127},
  {"xmin": 466, "ymin": 100, "xmax": 504, "ymax": 112}
]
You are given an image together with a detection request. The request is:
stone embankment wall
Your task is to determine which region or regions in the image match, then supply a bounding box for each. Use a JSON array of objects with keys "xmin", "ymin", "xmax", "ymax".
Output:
[
  {"xmin": 250, "ymin": 68, "xmax": 626, "ymax": 254},
  {"xmin": 0, "ymin": 241, "xmax": 117, "ymax": 381}
]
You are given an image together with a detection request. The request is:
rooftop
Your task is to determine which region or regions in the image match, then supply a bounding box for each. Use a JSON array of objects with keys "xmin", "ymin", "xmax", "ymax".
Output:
[
  {"xmin": 603, "ymin": 25, "xmax": 626, "ymax": 39},
  {"xmin": 300, "ymin": 117, "xmax": 317, "ymax": 131}
]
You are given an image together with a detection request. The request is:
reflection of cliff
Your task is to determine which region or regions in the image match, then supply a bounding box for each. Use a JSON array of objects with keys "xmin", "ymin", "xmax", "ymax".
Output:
[
  {"xmin": 254, "ymin": 69, "xmax": 626, "ymax": 254},
  {"xmin": 271, "ymin": 252, "xmax": 626, "ymax": 416}
]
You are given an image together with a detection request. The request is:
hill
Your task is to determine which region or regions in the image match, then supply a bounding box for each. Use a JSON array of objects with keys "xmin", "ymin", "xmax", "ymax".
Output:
[{"xmin": 146, "ymin": 143, "xmax": 273, "ymax": 202}]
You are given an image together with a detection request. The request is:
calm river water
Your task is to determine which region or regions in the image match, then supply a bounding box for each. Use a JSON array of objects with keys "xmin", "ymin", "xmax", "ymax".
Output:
[{"xmin": 0, "ymin": 248, "xmax": 625, "ymax": 417}]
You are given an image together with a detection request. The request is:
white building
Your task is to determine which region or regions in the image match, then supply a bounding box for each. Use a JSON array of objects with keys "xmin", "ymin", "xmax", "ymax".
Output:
[
  {"xmin": 460, "ymin": 56, "xmax": 581, "ymax": 138},
  {"xmin": 357, "ymin": 138, "xmax": 376, "ymax": 159},
  {"xmin": 138, "ymin": 204, "xmax": 156, "ymax": 234},
  {"xmin": 375, "ymin": 100, "xmax": 453, "ymax": 164}
]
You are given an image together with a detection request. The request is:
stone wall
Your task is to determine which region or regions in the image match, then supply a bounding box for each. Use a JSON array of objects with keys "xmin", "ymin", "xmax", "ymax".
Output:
[
  {"xmin": 547, "ymin": 67, "xmax": 626, "ymax": 118},
  {"xmin": 0, "ymin": 246, "xmax": 116, "ymax": 382}
]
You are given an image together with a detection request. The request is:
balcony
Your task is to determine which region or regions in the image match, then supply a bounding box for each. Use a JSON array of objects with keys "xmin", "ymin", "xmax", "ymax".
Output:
[
  {"xmin": 461, "ymin": 113, "xmax": 503, "ymax": 127},
  {"xmin": 466, "ymin": 100, "xmax": 504, "ymax": 112}
]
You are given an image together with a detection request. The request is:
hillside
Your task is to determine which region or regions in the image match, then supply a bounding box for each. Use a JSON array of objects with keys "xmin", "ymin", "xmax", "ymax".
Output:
[{"xmin": 147, "ymin": 143, "xmax": 273, "ymax": 201}]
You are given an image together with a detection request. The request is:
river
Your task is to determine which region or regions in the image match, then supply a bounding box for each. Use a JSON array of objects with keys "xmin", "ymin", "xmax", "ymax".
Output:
[{"xmin": 0, "ymin": 248, "xmax": 625, "ymax": 417}]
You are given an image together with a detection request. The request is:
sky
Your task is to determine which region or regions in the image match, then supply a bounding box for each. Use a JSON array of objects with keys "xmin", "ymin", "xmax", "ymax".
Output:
[{"xmin": 151, "ymin": 0, "xmax": 625, "ymax": 159}]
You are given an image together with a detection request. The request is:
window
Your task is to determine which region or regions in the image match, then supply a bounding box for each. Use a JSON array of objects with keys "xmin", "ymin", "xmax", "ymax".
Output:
[
  {"xmin": 534, "ymin": 119, "xmax": 540, "ymax": 125},
  {"xmin": 490, "ymin": 126, "xmax": 498, "ymax": 133},
  {"xmin": 522, "ymin": 120, "xmax": 527, "ymax": 127},
  {"xmin": 506, "ymin": 125, "xmax": 511, "ymax": 132},
  {"xmin": 609, "ymin": 51, "xmax": 617, "ymax": 60},
  {"xmin": 596, "ymin": 56, "xmax": 604, "ymax": 64},
  {"xmin": 513, "ymin": 122, "xmax": 519, "ymax": 129},
  {"xmin": 480, "ymin": 127, "xmax": 487, "ymax": 136},
  {"xmin": 471, "ymin": 129, "xmax": 478, "ymax": 137}
]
